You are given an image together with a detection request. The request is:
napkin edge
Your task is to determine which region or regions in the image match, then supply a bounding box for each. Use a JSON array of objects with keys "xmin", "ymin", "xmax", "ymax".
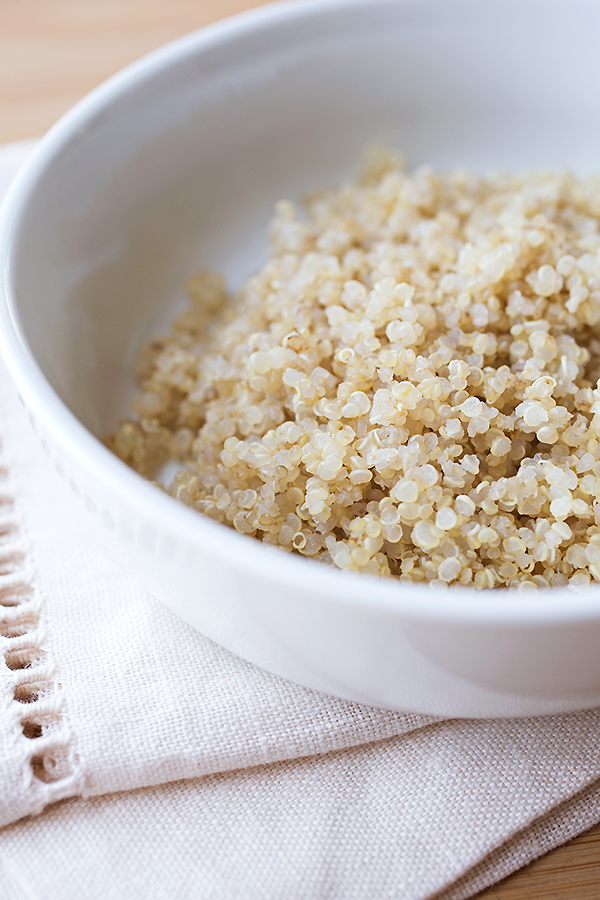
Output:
[
  {"xmin": 0, "ymin": 434, "xmax": 82, "ymax": 821},
  {"xmin": 434, "ymin": 775, "xmax": 600, "ymax": 900}
]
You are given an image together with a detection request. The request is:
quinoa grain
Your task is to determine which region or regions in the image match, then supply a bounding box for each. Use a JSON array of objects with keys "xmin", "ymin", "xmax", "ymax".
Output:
[{"xmin": 107, "ymin": 149, "xmax": 600, "ymax": 589}]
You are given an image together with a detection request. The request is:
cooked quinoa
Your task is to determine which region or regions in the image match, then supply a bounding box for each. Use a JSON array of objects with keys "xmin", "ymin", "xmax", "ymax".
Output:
[{"xmin": 108, "ymin": 147, "xmax": 600, "ymax": 589}]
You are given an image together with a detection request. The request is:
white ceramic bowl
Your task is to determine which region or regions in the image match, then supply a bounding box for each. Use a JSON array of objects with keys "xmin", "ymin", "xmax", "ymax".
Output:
[{"xmin": 3, "ymin": 0, "xmax": 600, "ymax": 717}]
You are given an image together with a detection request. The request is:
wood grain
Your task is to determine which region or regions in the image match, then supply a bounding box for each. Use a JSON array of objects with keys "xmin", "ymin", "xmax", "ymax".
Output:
[
  {"xmin": 1, "ymin": 1, "xmax": 599, "ymax": 896},
  {"xmin": 0, "ymin": 0, "xmax": 274, "ymax": 142},
  {"xmin": 481, "ymin": 821, "xmax": 600, "ymax": 899}
]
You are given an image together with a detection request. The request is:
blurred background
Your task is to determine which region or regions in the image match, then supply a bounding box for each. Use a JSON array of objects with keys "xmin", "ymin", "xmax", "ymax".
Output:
[{"xmin": 0, "ymin": 0, "xmax": 273, "ymax": 142}]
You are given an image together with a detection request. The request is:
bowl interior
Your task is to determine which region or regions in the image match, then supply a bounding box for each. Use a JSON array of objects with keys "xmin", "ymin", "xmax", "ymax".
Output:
[{"xmin": 7, "ymin": 0, "xmax": 600, "ymax": 438}]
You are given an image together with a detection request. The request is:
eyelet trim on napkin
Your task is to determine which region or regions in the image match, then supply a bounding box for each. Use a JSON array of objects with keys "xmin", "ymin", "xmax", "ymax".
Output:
[{"xmin": 0, "ymin": 453, "xmax": 80, "ymax": 799}]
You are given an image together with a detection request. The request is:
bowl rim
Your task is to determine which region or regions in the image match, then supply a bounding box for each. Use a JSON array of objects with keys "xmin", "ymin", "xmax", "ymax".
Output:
[{"xmin": 1, "ymin": 0, "xmax": 600, "ymax": 626}]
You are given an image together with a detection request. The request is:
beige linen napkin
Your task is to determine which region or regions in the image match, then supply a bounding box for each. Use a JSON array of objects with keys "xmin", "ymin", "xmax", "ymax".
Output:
[{"xmin": 1, "ymin": 141, "xmax": 600, "ymax": 899}]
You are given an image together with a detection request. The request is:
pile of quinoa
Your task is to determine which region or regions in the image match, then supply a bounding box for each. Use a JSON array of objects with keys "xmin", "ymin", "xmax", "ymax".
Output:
[{"xmin": 108, "ymin": 147, "xmax": 600, "ymax": 590}]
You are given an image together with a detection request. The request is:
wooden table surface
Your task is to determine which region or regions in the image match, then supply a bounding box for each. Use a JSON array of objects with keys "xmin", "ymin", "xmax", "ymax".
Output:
[{"xmin": 1, "ymin": 1, "xmax": 599, "ymax": 896}]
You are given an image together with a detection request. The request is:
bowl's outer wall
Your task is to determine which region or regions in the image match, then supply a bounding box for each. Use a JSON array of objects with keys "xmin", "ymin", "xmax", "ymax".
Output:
[
  {"xmin": 25, "ymin": 402, "xmax": 600, "ymax": 717},
  {"xmin": 4, "ymin": 0, "xmax": 600, "ymax": 716}
]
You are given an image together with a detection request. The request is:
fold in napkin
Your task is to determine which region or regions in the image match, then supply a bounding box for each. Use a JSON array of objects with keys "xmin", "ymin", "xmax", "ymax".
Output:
[{"xmin": 1, "ymin": 142, "xmax": 599, "ymax": 900}]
